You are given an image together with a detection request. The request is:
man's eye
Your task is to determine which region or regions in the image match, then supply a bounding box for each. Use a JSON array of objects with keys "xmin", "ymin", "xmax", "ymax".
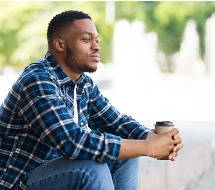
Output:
[{"xmin": 84, "ymin": 38, "xmax": 91, "ymax": 42}]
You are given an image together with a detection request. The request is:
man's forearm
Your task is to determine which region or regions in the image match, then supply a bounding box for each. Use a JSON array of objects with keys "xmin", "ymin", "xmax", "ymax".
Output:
[
  {"xmin": 117, "ymin": 128, "xmax": 182, "ymax": 160},
  {"xmin": 117, "ymin": 139, "xmax": 149, "ymax": 159}
]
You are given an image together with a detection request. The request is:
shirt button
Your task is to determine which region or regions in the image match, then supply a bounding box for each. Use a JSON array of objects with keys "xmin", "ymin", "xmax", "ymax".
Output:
[{"xmin": 81, "ymin": 123, "xmax": 84, "ymax": 125}]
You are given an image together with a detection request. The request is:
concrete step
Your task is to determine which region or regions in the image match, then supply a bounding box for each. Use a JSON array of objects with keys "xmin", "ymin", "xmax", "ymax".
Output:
[
  {"xmin": 184, "ymin": 164, "xmax": 215, "ymax": 190},
  {"xmin": 138, "ymin": 137, "xmax": 214, "ymax": 190}
]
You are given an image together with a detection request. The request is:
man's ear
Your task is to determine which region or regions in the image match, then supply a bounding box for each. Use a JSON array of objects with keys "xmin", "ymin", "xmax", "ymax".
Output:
[{"xmin": 53, "ymin": 38, "xmax": 64, "ymax": 52}]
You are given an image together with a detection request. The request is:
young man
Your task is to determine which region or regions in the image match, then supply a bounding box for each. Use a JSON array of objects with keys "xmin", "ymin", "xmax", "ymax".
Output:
[{"xmin": 0, "ymin": 10, "xmax": 183, "ymax": 190}]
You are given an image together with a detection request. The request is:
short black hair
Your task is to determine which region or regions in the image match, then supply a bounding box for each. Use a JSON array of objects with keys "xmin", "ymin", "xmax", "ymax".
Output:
[{"xmin": 47, "ymin": 10, "xmax": 92, "ymax": 48}]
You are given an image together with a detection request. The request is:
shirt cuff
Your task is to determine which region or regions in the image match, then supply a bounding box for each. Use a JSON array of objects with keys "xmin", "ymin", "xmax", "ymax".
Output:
[
  {"xmin": 98, "ymin": 133, "xmax": 121, "ymax": 163},
  {"xmin": 131, "ymin": 126, "xmax": 152, "ymax": 140}
]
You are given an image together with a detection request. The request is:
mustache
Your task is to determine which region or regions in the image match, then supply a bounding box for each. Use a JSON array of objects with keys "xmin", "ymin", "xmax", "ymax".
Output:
[{"xmin": 90, "ymin": 51, "xmax": 100, "ymax": 57}]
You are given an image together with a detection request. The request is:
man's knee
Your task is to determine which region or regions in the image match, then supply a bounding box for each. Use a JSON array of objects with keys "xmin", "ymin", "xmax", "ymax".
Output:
[
  {"xmin": 27, "ymin": 158, "xmax": 115, "ymax": 190},
  {"xmin": 72, "ymin": 160, "xmax": 114, "ymax": 190}
]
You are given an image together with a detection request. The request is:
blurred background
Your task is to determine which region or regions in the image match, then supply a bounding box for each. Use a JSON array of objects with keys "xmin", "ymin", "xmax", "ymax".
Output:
[
  {"xmin": 1, "ymin": 1, "xmax": 215, "ymax": 189},
  {"xmin": 1, "ymin": 1, "xmax": 215, "ymax": 124}
]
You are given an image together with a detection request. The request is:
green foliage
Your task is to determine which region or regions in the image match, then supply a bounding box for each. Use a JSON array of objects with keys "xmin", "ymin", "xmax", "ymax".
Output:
[
  {"xmin": 0, "ymin": 2, "xmax": 49, "ymax": 68},
  {"xmin": 142, "ymin": 1, "xmax": 215, "ymax": 56},
  {"xmin": 115, "ymin": 1, "xmax": 146, "ymax": 22},
  {"xmin": 114, "ymin": 1, "xmax": 215, "ymax": 56},
  {"xmin": 0, "ymin": 1, "xmax": 112, "ymax": 68},
  {"xmin": 1, "ymin": 1, "xmax": 215, "ymax": 68}
]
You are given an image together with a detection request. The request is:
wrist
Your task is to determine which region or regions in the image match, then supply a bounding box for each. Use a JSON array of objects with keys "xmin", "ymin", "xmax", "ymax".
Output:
[
  {"xmin": 142, "ymin": 130, "xmax": 154, "ymax": 140},
  {"xmin": 142, "ymin": 132, "xmax": 149, "ymax": 140},
  {"xmin": 141, "ymin": 140, "xmax": 151, "ymax": 157}
]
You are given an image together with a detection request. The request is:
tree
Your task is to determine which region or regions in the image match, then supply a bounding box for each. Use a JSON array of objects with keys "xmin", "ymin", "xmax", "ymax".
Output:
[
  {"xmin": 141, "ymin": 2, "xmax": 215, "ymax": 57},
  {"xmin": 1, "ymin": 1, "xmax": 215, "ymax": 69},
  {"xmin": 0, "ymin": 2, "xmax": 50, "ymax": 68},
  {"xmin": 0, "ymin": 1, "xmax": 113, "ymax": 68},
  {"xmin": 114, "ymin": 1, "xmax": 215, "ymax": 71}
]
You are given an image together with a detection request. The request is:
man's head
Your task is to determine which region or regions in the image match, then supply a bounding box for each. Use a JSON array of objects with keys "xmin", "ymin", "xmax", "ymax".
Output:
[
  {"xmin": 47, "ymin": 10, "xmax": 100, "ymax": 81},
  {"xmin": 47, "ymin": 10, "xmax": 91, "ymax": 49}
]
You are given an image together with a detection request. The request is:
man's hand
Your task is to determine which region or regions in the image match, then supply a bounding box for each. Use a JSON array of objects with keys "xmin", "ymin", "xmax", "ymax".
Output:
[
  {"xmin": 144, "ymin": 129, "xmax": 183, "ymax": 160},
  {"xmin": 116, "ymin": 128, "xmax": 183, "ymax": 160},
  {"xmin": 168, "ymin": 133, "xmax": 183, "ymax": 161}
]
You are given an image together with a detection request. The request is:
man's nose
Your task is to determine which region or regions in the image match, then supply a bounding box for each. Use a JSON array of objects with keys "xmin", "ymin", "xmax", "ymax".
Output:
[{"xmin": 91, "ymin": 40, "xmax": 100, "ymax": 51}]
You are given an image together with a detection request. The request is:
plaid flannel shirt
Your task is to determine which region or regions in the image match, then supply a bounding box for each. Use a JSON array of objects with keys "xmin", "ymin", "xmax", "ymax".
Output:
[{"xmin": 0, "ymin": 51, "xmax": 150, "ymax": 189}]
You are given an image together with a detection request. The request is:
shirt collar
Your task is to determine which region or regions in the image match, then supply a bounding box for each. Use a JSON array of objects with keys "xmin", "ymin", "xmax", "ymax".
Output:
[{"xmin": 44, "ymin": 51, "xmax": 85, "ymax": 86}]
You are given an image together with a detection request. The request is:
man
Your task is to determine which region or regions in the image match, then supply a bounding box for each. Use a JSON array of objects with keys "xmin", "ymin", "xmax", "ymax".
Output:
[{"xmin": 0, "ymin": 10, "xmax": 183, "ymax": 190}]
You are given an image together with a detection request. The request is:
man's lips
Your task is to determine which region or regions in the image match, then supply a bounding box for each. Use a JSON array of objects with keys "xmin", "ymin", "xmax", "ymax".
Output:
[{"xmin": 90, "ymin": 53, "xmax": 100, "ymax": 62}]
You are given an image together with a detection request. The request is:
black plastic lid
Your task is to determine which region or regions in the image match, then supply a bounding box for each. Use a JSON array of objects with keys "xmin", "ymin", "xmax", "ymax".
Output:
[{"xmin": 155, "ymin": 121, "xmax": 174, "ymax": 126}]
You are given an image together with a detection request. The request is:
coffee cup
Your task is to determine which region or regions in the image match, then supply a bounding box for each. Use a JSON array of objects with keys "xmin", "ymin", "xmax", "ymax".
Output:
[{"xmin": 154, "ymin": 121, "xmax": 174, "ymax": 134}]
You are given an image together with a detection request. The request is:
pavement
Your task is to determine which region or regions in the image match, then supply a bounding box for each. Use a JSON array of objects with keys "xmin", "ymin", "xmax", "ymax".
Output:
[
  {"xmin": 138, "ymin": 121, "xmax": 215, "ymax": 190},
  {"xmin": 174, "ymin": 121, "xmax": 215, "ymax": 190},
  {"xmin": 185, "ymin": 164, "xmax": 215, "ymax": 190}
]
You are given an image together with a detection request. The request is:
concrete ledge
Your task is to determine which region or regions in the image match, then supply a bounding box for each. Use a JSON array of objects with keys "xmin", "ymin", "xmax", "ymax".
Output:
[{"xmin": 138, "ymin": 138, "xmax": 213, "ymax": 190}]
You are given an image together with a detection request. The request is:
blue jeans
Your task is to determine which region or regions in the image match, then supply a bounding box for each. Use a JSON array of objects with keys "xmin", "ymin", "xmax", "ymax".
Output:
[{"xmin": 26, "ymin": 157, "xmax": 139, "ymax": 190}]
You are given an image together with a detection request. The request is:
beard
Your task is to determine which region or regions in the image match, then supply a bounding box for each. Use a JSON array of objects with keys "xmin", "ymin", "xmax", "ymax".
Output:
[{"xmin": 66, "ymin": 47, "xmax": 97, "ymax": 73}]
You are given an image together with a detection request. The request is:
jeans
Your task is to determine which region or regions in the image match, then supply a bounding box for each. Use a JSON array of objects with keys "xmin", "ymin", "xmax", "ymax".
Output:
[{"xmin": 26, "ymin": 157, "xmax": 139, "ymax": 190}]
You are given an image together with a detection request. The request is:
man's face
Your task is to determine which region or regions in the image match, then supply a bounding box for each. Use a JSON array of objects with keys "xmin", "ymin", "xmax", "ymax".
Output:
[{"xmin": 61, "ymin": 19, "xmax": 100, "ymax": 75}]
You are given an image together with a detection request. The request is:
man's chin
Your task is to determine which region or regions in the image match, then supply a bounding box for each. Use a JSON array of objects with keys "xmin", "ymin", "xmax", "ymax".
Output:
[
  {"xmin": 88, "ymin": 70, "xmax": 97, "ymax": 74},
  {"xmin": 89, "ymin": 65, "xmax": 98, "ymax": 73},
  {"xmin": 84, "ymin": 67, "xmax": 97, "ymax": 73},
  {"xmin": 83, "ymin": 63, "xmax": 98, "ymax": 73}
]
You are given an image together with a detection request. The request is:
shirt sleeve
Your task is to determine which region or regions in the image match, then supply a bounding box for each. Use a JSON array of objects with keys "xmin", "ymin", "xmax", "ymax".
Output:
[
  {"xmin": 88, "ymin": 82, "xmax": 151, "ymax": 140},
  {"xmin": 18, "ymin": 74, "xmax": 121, "ymax": 163}
]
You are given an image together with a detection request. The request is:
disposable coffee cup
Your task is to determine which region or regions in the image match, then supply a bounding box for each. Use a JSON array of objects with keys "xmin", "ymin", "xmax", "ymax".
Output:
[{"xmin": 154, "ymin": 121, "xmax": 175, "ymax": 134}]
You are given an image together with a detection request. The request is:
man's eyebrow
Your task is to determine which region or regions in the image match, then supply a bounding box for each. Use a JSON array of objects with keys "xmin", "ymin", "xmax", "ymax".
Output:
[{"xmin": 80, "ymin": 31, "xmax": 99, "ymax": 37}]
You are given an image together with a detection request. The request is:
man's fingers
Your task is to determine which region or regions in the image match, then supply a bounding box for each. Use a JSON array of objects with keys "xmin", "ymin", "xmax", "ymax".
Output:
[
  {"xmin": 173, "ymin": 138, "xmax": 182, "ymax": 146},
  {"xmin": 167, "ymin": 128, "xmax": 179, "ymax": 137},
  {"xmin": 174, "ymin": 142, "xmax": 183, "ymax": 151},
  {"xmin": 171, "ymin": 157, "xmax": 176, "ymax": 161},
  {"xmin": 168, "ymin": 150, "xmax": 178, "ymax": 160},
  {"xmin": 173, "ymin": 133, "xmax": 180, "ymax": 140}
]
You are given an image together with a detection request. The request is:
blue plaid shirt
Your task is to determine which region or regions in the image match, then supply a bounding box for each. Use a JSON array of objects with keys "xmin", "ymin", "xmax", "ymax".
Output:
[{"xmin": 0, "ymin": 51, "xmax": 150, "ymax": 189}]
